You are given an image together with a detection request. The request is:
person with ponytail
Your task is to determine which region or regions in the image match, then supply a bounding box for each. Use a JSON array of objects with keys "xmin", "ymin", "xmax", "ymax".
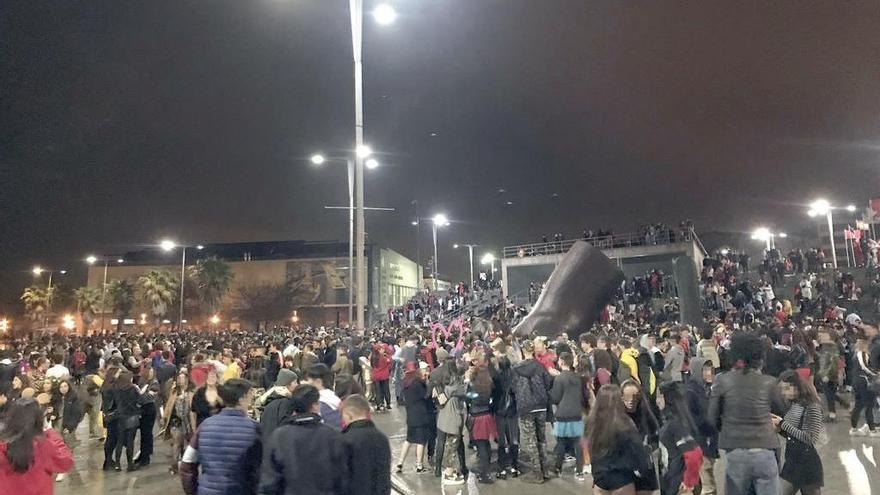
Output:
[{"xmin": 0, "ymin": 398, "xmax": 73, "ymax": 495}]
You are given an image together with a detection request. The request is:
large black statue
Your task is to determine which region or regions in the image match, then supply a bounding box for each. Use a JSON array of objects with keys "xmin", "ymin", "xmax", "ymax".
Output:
[{"xmin": 513, "ymin": 241, "xmax": 624, "ymax": 338}]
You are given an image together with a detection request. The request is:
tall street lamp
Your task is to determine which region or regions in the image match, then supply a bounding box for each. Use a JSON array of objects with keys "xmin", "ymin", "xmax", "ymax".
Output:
[
  {"xmin": 160, "ymin": 240, "xmax": 203, "ymax": 330},
  {"xmin": 453, "ymin": 243, "xmax": 479, "ymax": 286},
  {"xmin": 86, "ymin": 255, "xmax": 125, "ymax": 332},
  {"xmin": 807, "ymin": 200, "xmax": 856, "ymax": 269},
  {"xmin": 349, "ymin": 1, "xmax": 395, "ymax": 331},
  {"xmin": 750, "ymin": 228, "xmax": 786, "ymax": 251},
  {"xmin": 32, "ymin": 266, "xmax": 66, "ymax": 327},
  {"xmin": 481, "ymin": 253, "xmax": 497, "ymax": 279},
  {"xmin": 431, "ymin": 214, "xmax": 450, "ymax": 290}
]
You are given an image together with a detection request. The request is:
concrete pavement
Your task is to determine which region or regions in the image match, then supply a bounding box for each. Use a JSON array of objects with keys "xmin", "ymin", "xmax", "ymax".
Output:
[{"xmin": 54, "ymin": 404, "xmax": 880, "ymax": 495}]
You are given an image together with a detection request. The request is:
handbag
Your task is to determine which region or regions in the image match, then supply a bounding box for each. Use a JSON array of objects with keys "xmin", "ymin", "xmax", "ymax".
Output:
[{"xmin": 868, "ymin": 374, "xmax": 880, "ymax": 395}]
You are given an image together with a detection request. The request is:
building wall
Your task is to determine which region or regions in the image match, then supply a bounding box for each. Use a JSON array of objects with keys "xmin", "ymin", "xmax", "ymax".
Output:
[{"xmin": 375, "ymin": 248, "xmax": 422, "ymax": 312}]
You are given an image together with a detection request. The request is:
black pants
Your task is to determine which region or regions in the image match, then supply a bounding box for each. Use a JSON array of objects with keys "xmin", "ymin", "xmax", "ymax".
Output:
[
  {"xmin": 433, "ymin": 429, "xmax": 467, "ymax": 477},
  {"xmin": 375, "ymin": 380, "xmax": 391, "ymax": 407},
  {"xmin": 554, "ymin": 436, "xmax": 583, "ymax": 472},
  {"xmin": 821, "ymin": 381, "xmax": 843, "ymax": 414},
  {"xmin": 475, "ymin": 439, "xmax": 492, "ymax": 476},
  {"xmin": 851, "ymin": 378, "xmax": 877, "ymax": 429},
  {"xmin": 115, "ymin": 424, "xmax": 138, "ymax": 467},
  {"xmin": 138, "ymin": 403, "xmax": 157, "ymax": 464},
  {"xmin": 496, "ymin": 415, "xmax": 519, "ymax": 470},
  {"xmin": 426, "ymin": 414, "xmax": 437, "ymax": 458},
  {"xmin": 104, "ymin": 420, "xmax": 119, "ymax": 466}
]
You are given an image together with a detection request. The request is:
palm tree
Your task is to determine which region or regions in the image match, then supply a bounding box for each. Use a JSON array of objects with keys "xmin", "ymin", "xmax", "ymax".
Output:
[
  {"xmin": 21, "ymin": 285, "xmax": 51, "ymax": 322},
  {"xmin": 189, "ymin": 257, "xmax": 234, "ymax": 316},
  {"xmin": 106, "ymin": 279, "xmax": 135, "ymax": 333},
  {"xmin": 137, "ymin": 270, "xmax": 178, "ymax": 326},
  {"xmin": 74, "ymin": 286, "xmax": 102, "ymax": 330}
]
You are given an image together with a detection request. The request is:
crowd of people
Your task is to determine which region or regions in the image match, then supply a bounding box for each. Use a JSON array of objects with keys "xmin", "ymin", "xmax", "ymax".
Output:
[{"xmin": 0, "ymin": 299, "xmax": 877, "ymax": 495}]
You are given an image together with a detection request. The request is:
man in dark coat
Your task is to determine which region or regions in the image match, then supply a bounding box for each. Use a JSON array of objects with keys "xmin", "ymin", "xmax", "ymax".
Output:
[
  {"xmin": 258, "ymin": 384, "xmax": 348, "ymax": 495},
  {"xmin": 340, "ymin": 394, "xmax": 391, "ymax": 495}
]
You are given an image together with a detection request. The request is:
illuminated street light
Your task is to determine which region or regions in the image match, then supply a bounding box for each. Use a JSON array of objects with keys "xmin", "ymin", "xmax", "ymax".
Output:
[
  {"xmin": 0, "ymin": 318, "xmax": 8, "ymax": 333},
  {"xmin": 210, "ymin": 314, "xmax": 221, "ymax": 325},
  {"xmin": 365, "ymin": 158, "xmax": 379, "ymax": 169},
  {"xmin": 62, "ymin": 314, "xmax": 76, "ymax": 331},
  {"xmin": 86, "ymin": 255, "xmax": 98, "ymax": 265},
  {"xmin": 196, "ymin": 245, "xmax": 205, "ymax": 250},
  {"xmin": 355, "ymin": 145, "xmax": 373, "ymax": 158},
  {"xmin": 32, "ymin": 266, "xmax": 43, "ymax": 276},
  {"xmin": 158, "ymin": 239, "xmax": 203, "ymax": 330},
  {"xmin": 372, "ymin": 3, "xmax": 397, "ymax": 25},
  {"xmin": 481, "ymin": 253, "xmax": 497, "ymax": 279},
  {"xmin": 847, "ymin": 204, "xmax": 857, "ymax": 212},
  {"xmin": 117, "ymin": 258, "xmax": 124, "ymax": 263},
  {"xmin": 431, "ymin": 214, "xmax": 450, "ymax": 289},
  {"xmin": 778, "ymin": 233, "xmax": 788, "ymax": 238},
  {"xmin": 310, "ymin": 154, "xmax": 326, "ymax": 165},
  {"xmin": 806, "ymin": 199, "xmax": 856, "ymax": 269},
  {"xmin": 160, "ymin": 239, "xmax": 176, "ymax": 252}
]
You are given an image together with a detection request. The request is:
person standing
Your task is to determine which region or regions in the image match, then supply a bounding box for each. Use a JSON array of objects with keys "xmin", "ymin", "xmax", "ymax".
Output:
[
  {"xmin": 191, "ymin": 369, "xmax": 222, "ymax": 428},
  {"xmin": 708, "ymin": 332, "xmax": 785, "ymax": 495},
  {"xmin": 341, "ymin": 394, "xmax": 391, "ymax": 495},
  {"xmin": 397, "ymin": 363, "xmax": 430, "ymax": 473},
  {"xmin": 371, "ymin": 344, "xmax": 393, "ymax": 411},
  {"xmin": 258, "ymin": 384, "xmax": 348, "ymax": 495},
  {"xmin": 663, "ymin": 330, "xmax": 685, "ymax": 383},
  {"xmin": 657, "ymin": 382, "xmax": 703, "ymax": 495},
  {"xmin": 113, "ymin": 370, "xmax": 141, "ymax": 472},
  {"xmin": 101, "ymin": 366, "xmax": 121, "ymax": 471},
  {"xmin": 161, "ymin": 369, "xmax": 195, "ymax": 474},
  {"xmin": 0, "ymin": 399, "xmax": 73, "ymax": 495},
  {"xmin": 685, "ymin": 357, "xmax": 719, "ymax": 495},
  {"xmin": 849, "ymin": 332, "xmax": 879, "ymax": 436},
  {"xmin": 180, "ymin": 379, "xmax": 262, "ymax": 495},
  {"xmin": 493, "ymin": 356, "xmax": 520, "ymax": 480},
  {"xmin": 513, "ymin": 340, "xmax": 553, "ymax": 484},
  {"xmin": 775, "ymin": 371, "xmax": 825, "ymax": 495},
  {"xmin": 550, "ymin": 352, "xmax": 586, "ymax": 481},
  {"xmin": 465, "ymin": 349, "xmax": 498, "ymax": 484}
]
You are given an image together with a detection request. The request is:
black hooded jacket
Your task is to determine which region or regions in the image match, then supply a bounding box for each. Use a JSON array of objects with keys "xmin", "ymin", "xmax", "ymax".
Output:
[{"xmin": 512, "ymin": 358, "xmax": 552, "ymax": 416}]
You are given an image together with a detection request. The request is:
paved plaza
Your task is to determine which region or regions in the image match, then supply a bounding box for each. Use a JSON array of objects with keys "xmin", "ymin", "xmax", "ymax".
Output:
[{"xmin": 54, "ymin": 404, "xmax": 880, "ymax": 495}]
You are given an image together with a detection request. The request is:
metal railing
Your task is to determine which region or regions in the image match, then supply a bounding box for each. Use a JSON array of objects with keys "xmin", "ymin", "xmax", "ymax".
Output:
[{"xmin": 502, "ymin": 228, "xmax": 701, "ymax": 258}]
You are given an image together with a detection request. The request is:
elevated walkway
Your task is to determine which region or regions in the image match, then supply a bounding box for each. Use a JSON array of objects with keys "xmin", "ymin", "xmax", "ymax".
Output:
[{"xmin": 501, "ymin": 230, "xmax": 706, "ymax": 304}]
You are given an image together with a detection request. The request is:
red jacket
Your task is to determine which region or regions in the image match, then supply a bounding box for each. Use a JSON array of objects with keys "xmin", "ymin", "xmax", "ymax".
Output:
[
  {"xmin": 371, "ymin": 352, "xmax": 392, "ymax": 381},
  {"xmin": 190, "ymin": 362, "xmax": 213, "ymax": 387},
  {"xmin": 0, "ymin": 429, "xmax": 73, "ymax": 495}
]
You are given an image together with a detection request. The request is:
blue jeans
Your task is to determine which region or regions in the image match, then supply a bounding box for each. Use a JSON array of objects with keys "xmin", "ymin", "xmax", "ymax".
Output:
[{"xmin": 724, "ymin": 448, "xmax": 779, "ymax": 495}]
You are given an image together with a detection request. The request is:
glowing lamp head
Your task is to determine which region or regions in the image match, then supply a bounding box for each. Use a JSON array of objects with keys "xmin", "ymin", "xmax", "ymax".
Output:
[
  {"xmin": 310, "ymin": 154, "xmax": 325, "ymax": 165},
  {"xmin": 432, "ymin": 214, "xmax": 450, "ymax": 227},
  {"xmin": 809, "ymin": 199, "xmax": 831, "ymax": 216},
  {"xmin": 365, "ymin": 158, "xmax": 379, "ymax": 169},
  {"xmin": 372, "ymin": 4, "xmax": 397, "ymax": 25},
  {"xmin": 32, "ymin": 266, "xmax": 43, "ymax": 276},
  {"xmin": 481, "ymin": 253, "xmax": 496, "ymax": 265},
  {"xmin": 86, "ymin": 255, "xmax": 98, "ymax": 265},
  {"xmin": 210, "ymin": 314, "xmax": 221, "ymax": 325},
  {"xmin": 847, "ymin": 204, "xmax": 857, "ymax": 212},
  {"xmin": 62, "ymin": 314, "xmax": 75, "ymax": 331},
  {"xmin": 160, "ymin": 239, "xmax": 176, "ymax": 252},
  {"xmin": 751, "ymin": 227, "xmax": 771, "ymax": 241},
  {"xmin": 778, "ymin": 233, "xmax": 788, "ymax": 238},
  {"xmin": 356, "ymin": 145, "xmax": 373, "ymax": 158},
  {"xmin": 453, "ymin": 244, "xmax": 460, "ymax": 249},
  {"xmin": 117, "ymin": 258, "xmax": 124, "ymax": 264}
]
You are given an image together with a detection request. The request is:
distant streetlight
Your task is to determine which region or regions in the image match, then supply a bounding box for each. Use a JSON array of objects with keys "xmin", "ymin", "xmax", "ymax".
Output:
[
  {"xmin": 431, "ymin": 214, "xmax": 450, "ymax": 289},
  {"xmin": 481, "ymin": 253, "xmax": 497, "ymax": 278},
  {"xmin": 210, "ymin": 314, "xmax": 221, "ymax": 325},
  {"xmin": 806, "ymin": 199, "xmax": 856, "ymax": 269},
  {"xmin": 310, "ymin": 154, "xmax": 326, "ymax": 165},
  {"xmin": 454, "ymin": 243, "xmax": 479, "ymax": 285},
  {"xmin": 62, "ymin": 314, "xmax": 76, "ymax": 332},
  {"xmin": 86, "ymin": 254, "xmax": 125, "ymax": 332},
  {"xmin": 356, "ymin": 145, "xmax": 373, "ymax": 158},
  {"xmin": 372, "ymin": 3, "xmax": 397, "ymax": 25},
  {"xmin": 159, "ymin": 240, "xmax": 202, "ymax": 330},
  {"xmin": 365, "ymin": 158, "xmax": 379, "ymax": 169}
]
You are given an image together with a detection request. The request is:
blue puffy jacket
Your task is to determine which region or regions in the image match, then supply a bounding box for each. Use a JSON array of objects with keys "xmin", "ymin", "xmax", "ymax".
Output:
[{"xmin": 186, "ymin": 408, "xmax": 262, "ymax": 495}]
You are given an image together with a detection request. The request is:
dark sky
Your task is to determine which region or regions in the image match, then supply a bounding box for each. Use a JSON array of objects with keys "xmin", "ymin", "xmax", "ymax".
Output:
[{"xmin": 3, "ymin": 1, "xmax": 880, "ymax": 314}]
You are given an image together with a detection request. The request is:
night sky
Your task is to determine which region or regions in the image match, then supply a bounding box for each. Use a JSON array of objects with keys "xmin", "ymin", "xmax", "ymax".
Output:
[{"xmin": 3, "ymin": 1, "xmax": 880, "ymax": 314}]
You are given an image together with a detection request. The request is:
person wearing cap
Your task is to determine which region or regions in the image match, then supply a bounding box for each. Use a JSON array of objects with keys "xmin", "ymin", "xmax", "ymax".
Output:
[{"xmin": 259, "ymin": 369, "xmax": 300, "ymax": 442}]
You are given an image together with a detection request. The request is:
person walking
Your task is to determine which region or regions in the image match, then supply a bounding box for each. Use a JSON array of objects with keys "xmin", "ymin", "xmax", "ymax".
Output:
[
  {"xmin": 550, "ymin": 352, "xmax": 586, "ymax": 481},
  {"xmin": 397, "ymin": 362, "xmax": 430, "ymax": 474},
  {"xmin": 513, "ymin": 340, "xmax": 553, "ymax": 484},
  {"xmin": 816, "ymin": 327, "xmax": 846, "ymax": 421},
  {"xmin": 113, "ymin": 370, "xmax": 141, "ymax": 472},
  {"xmin": 708, "ymin": 332, "xmax": 785, "ymax": 495},
  {"xmin": 849, "ymin": 332, "xmax": 879, "ymax": 436},
  {"xmin": 586, "ymin": 384, "xmax": 654, "ymax": 495},
  {"xmin": 341, "ymin": 394, "xmax": 392, "ymax": 495},
  {"xmin": 258, "ymin": 384, "xmax": 348, "ymax": 495},
  {"xmin": 0, "ymin": 399, "xmax": 73, "ymax": 495},
  {"xmin": 180, "ymin": 378, "xmax": 262, "ymax": 495},
  {"xmin": 775, "ymin": 371, "xmax": 825, "ymax": 495}
]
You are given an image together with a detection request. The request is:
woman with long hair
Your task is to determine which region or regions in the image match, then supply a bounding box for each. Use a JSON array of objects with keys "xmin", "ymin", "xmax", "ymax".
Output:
[
  {"xmin": 112, "ymin": 370, "xmax": 141, "ymax": 472},
  {"xmin": 849, "ymin": 333, "xmax": 878, "ymax": 436},
  {"xmin": 657, "ymin": 382, "xmax": 703, "ymax": 495},
  {"xmin": 191, "ymin": 368, "xmax": 222, "ymax": 427},
  {"xmin": 586, "ymin": 385, "xmax": 653, "ymax": 495},
  {"xmin": 101, "ymin": 365, "xmax": 122, "ymax": 471},
  {"xmin": 435, "ymin": 355, "xmax": 468, "ymax": 486},
  {"xmin": 161, "ymin": 368, "xmax": 196, "ymax": 474},
  {"xmin": 620, "ymin": 379, "xmax": 661, "ymax": 495},
  {"xmin": 775, "ymin": 370, "xmax": 825, "ymax": 495},
  {"xmin": 465, "ymin": 348, "xmax": 498, "ymax": 484},
  {"xmin": 396, "ymin": 362, "xmax": 430, "ymax": 474},
  {"xmin": 0, "ymin": 398, "xmax": 73, "ymax": 494}
]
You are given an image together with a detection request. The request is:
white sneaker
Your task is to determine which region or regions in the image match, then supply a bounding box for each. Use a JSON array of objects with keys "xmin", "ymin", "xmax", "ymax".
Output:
[
  {"xmin": 582, "ymin": 464, "xmax": 592, "ymax": 475},
  {"xmin": 850, "ymin": 427, "xmax": 867, "ymax": 436},
  {"xmin": 860, "ymin": 424, "xmax": 872, "ymax": 435},
  {"xmin": 869, "ymin": 429, "xmax": 880, "ymax": 438}
]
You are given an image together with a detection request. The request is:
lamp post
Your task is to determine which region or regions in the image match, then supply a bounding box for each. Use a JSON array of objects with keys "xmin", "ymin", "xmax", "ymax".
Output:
[
  {"xmin": 86, "ymin": 255, "xmax": 125, "ymax": 332},
  {"xmin": 160, "ymin": 240, "xmax": 203, "ymax": 330},
  {"xmin": 751, "ymin": 228, "xmax": 786, "ymax": 251},
  {"xmin": 32, "ymin": 266, "xmax": 66, "ymax": 327},
  {"xmin": 453, "ymin": 243, "xmax": 479, "ymax": 286},
  {"xmin": 431, "ymin": 214, "xmax": 450, "ymax": 290},
  {"xmin": 807, "ymin": 200, "xmax": 856, "ymax": 269},
  {"xmin": 481, "ymin": 253, "xmax": 497, "ymax": 279},
  {"xmin": 311, "ymin": 153, "xmax": 380, "ymax": 328}
]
